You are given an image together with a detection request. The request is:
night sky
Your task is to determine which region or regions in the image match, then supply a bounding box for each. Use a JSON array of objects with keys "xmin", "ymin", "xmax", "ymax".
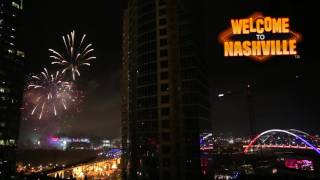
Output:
[
  {"xmin": 18, "ymin": 0, "xmax": 320, "ymax": 145},
  {"xmin": 205, "ymin": 0, "xmax": 320, "ymax": 136},
  {"xmin": 19, "ymin": 0, "xmax": 123, "ymax": 141}
]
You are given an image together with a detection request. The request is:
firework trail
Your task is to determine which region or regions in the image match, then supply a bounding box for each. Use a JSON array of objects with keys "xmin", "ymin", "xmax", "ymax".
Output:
[
  {"xmin": 48, "ymin": 30, "xmax": 96, "ymax": 80},
  {"xmin": 25, "ymin": 68, "xmax": 80, "ymax": 120}
]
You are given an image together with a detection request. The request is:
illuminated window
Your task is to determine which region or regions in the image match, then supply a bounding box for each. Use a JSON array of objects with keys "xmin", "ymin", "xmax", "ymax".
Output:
[
  {"xmin": 17, "ymin": 50, "xmax": 25, "ymax": 58},
  {"xmin": 285, "ymin": 159, "xmax": 314, "ymax": 171},
  {"xmin": 11, "ymin": 1, "xmax": 23, "ymax": 10},
  {"xmin": 8, "ymin": 49, "xmax": 14, "ymax": 53},
  {"xmin": 9, "ymin": 139, "xmax": 15, "ymax": 144},
  {"xmin": 12, "ymin": 2, "xmax": 19, "ymax": 9},
  {"xmin": 0, "ymin": 87, "xmax": 8, "ymax": 93}
]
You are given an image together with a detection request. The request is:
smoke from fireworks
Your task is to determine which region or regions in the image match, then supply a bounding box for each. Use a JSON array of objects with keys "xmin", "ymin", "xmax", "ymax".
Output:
[
  {"xmin": 25, "ymin": 68, "xmax": 81, "ymax": 120},
  {"xmin": 49, "ymin": 30, "xmax": 96, "ymax": 80}
]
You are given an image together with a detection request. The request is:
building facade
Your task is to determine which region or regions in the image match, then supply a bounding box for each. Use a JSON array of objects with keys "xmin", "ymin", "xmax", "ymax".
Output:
[
  {"xmin": 121, "ymin": 7, "xmax": 130, "ymax": 179},
  {"xmin": 122, "ymin": 0, "xmax": 210, "ymax": 180},
  {"xmin": 0, "ymin": 0, "xmax": 24, "ymax": 177}
]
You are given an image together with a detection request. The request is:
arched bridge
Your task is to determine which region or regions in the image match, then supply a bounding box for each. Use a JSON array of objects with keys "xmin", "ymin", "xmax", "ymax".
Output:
[{"xmin": 243, "ymin": 129, "xmax": 320, "ymax": 155}]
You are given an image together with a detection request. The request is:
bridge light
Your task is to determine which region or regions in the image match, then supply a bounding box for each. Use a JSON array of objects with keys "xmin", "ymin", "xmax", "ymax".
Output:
[
  {"xmin": 244, "ymin": 129, "xmax": 320, "ymax": 155},
  {"xmin": 272, "ymin": 168, "xmax": 278, "ymax": 174}
]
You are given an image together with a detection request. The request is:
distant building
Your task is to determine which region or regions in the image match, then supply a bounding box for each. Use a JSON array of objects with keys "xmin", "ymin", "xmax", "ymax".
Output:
[
  {"xmin": 121, "ymin": 0, "xmax": 210, "ymax": 179},
  {"xmin": 0, "ymin": 0, "xmax": 25, "ymax": 177},
  {"xmin": 200, "ymin": 132, "xmax": 214, "ymax": 178},
  {"xmin": 48, "ymin": 136, "xmax": 113, "ymax": 151}
]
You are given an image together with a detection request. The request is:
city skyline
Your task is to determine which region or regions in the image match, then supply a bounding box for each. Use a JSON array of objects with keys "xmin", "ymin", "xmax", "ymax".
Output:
[
  {"xmin": 18, "ymin": 0, "xmax": 320, "ymax": 140},
  {"xmin": 2, "ymin": 0, "xmax": 320, "ymax": 179}
]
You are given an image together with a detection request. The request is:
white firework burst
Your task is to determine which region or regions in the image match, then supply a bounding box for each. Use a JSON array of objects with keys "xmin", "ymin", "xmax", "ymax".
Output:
[
  {"xmin": 26, "ymin": 68, "xmax": 75, "ymax": 119},
  {"xmin": 49, "ymin": 30, "xmax": 96, "ymax": 80}
]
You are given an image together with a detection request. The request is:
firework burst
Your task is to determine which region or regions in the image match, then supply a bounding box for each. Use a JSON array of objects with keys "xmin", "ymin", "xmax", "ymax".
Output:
[
  {"xmin": 25, "ymin": 68, "xmax": 81, "ymax": 120},
  {"xmin": 49, "ymin": 30, "xmax": 96, "ymax": 80}
]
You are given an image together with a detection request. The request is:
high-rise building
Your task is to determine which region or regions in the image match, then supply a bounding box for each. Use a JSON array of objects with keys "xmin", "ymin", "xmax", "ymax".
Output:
[
  {"xmin": 122, "ymin": 0, "xmax": 210, "ymax": 179},
  {"xmin": 0, "ymin": 0, "xmax": 25, "ymax": 177},
  {"xmin": 121, "ymin": 6, "xmax": 130, "ymax": 179}
]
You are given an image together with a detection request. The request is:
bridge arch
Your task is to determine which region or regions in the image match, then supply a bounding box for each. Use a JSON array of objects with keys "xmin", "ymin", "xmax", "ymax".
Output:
[
  {"xmin": 200, "ymin": 133, "xmax": 212, "ymax": 144},
  {"xmin": 288, "ymin": 129, "xmax": 310, "ymax": 136},
  {"xmin": 244, "ymin": 129, "xmax": 320, "ymax": 155}
]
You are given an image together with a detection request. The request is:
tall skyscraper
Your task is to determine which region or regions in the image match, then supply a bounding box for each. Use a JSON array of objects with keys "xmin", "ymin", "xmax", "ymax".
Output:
[
  {"xmin": 122, "ymin": 0, "xmax": 210, "ymax": 179},
  {"xmin": 0, "ymin": 0, "xmax": 25, "ymax": 177},
  {"xmin": 121, "ymin": 7, "xmax": 130, "ymax": 179}
]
